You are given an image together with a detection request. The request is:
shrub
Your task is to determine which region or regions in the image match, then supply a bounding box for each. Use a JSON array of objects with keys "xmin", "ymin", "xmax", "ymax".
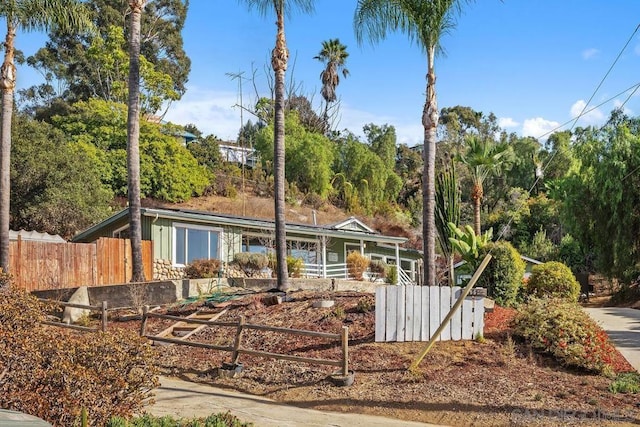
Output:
[
  {"xmin": 526, "ymin": 261, "xmax": 580, "ymax": 302},
  {"xmin": 512, "ymin": 298, "xmax": 616, "ymax": 373},
  {"xmin": 184, "ymin": 259, "xmax": 222, "ymax": 279},
  {"xmin": 107, "ymin": 411, "xmax": 252, "ymax": 426},
  {"xmin": 286, "ymin": 256, "xmax": 304, "ymax": 278},
  {"xmin": 609, "ymin": 372, "xmax": 640, "ymax": 394},
  {"xmin": 356, "ymin": 296, "xmax": 374, "ymax": 313},
  {"xmin": 0, "ymin": 286, "xmax": 159, "ymax": 426},
  {"xmin": 386, "ymin": 265, "xmax": 398, "ymax": 285},
  {"xmin": 0, "ymin": 267, "xmax": 10, "ymax": 287},
  {"xmin": 368, "ymin": 260, "xmax": 388, "ymax": 280},
  {"xmin": 346, "ymin": 251, "xmax": 369, "ymax": 281},
  {"xmin": 477, "ymin": 241, "xmax": 525, "ymax": 307},
  {"xmin": 233, "ymin": 252, "xmax": 269, "ymax": 277}
]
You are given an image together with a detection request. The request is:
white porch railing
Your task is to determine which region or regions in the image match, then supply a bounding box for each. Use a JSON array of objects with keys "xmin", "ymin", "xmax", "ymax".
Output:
[{"xmin": 302, "ymin": 262, "xmax": 416, "ymax": 286}]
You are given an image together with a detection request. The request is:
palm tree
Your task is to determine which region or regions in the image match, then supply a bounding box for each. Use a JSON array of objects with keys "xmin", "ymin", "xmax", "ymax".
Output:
[
  {"xmin": 354, "ymin": 0, "xmax": 472, "ymax": 287},
  {"xmin": 457, "ymin": 135, "xmax": 512, "ymax": 236},
  {"xmin": 314, "ymin": 38, "xmax": 349, "ymax": 132},
  {"xmin": 127, "ymin": 0, "xmax": 146, "ymax": 282},
  {"xmin": 0, "ymin": 0, "xmax": 91, "ymax": 274},
  {"xmin": 241, "ymin": 0, "xmax": 314, "ymax": 291}
]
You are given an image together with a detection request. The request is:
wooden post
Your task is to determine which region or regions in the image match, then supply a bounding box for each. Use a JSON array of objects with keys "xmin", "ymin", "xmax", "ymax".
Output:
[
  {"xmin": 140, "ymin": 305, "xmax": 149, "ymax": 337},
  {"xmin": 101, "ymin": 301, "xmax": 108, "ymax": 332},
  {"xmin": 409, "ymin": 254, "xmax": 492, "ymax": 371},
  {"xmin": 341, "ymin": 326, "xmax": 349, "ymax": 376},
  {"xmin": 231, "ymin": 315, "xmax": 246, "ymax": 364}
]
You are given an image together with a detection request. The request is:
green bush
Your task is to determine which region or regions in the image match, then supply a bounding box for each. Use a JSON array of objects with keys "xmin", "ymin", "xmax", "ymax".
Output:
[
  {"xmin": 477, "ymin": 241, "xmax": 525, "ymax": 307},
  {"xmin": 233, "ymin": 252, "xmax": 269, "ymax": 277},
  {"xmin": 346, "ymin": 251, "xmax": 369, "ymax": 281},
  {"xmin": 526, "ymin": 261, "xmax": 580, "ymax": 302},
  {"xmin": 286, "ymin": 256, "xmax": 304, "ymax": 278},
  {"xmin": 0, "ymin": 286, "xmax": 159, "ymax": 426},
  {"xmin": 609, "ymin": 372, "xmax": 640, "ymax": 394},
  {"xmin": 108, "ymin": 411, "xmax": 253, "ymax": 426},
  {"xmin": 512, "ymin": 298, "xmax": 616, "ymax": 373},
  {"xmin": 385, "ymin": 265, "xmax": 398, "ymax": 285},
  {"xmin": 184, "ymin": 259, "xmax": 222, "ymax": 279}
]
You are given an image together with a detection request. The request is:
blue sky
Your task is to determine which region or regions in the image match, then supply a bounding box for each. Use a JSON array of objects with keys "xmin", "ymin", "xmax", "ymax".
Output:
[{"xmin": 13, "ymin": 1, "xmax": 640, "ymax": 146}]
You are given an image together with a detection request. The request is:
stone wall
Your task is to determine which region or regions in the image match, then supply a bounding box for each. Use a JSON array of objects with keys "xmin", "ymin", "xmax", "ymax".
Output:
[{"xmin": 153, "ymin": 259, "xmax": 185, "ymax": 280}]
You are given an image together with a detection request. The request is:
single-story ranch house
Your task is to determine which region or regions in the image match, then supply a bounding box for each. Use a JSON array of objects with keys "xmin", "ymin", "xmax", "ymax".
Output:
[{"xmin": 73, "ymin": 207, "xmax": 422, "ymax": 285}]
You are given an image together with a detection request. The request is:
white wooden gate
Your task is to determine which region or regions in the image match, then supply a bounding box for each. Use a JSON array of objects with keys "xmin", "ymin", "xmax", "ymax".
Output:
[{"xmin": 375, "ymin": 285, "xmax": 484, "ymax": 342}]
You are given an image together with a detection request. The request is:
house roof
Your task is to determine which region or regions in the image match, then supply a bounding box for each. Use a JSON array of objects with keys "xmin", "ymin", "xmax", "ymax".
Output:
[
  {"xmin": 10, "ymin": 229, "xmax": 66, "ymax": 243},
  {"xmin": 72, "ymin": 207, "xmax": 409, "ymax": 245}
]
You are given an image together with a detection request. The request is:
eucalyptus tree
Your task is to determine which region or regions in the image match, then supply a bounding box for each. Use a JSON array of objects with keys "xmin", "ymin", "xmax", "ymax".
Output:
[
  {"xmin": 314, "ymin": 38, "xmax": 349, "ymax": 132},
  {"xmin": 127, "ymin": 0, "xmax": 146, "ymax": 282},
  {"xmin": 457, "ymin": 135, "xmax": 512, "ymax": 236},
  {"xmin": 0, "ymin": 0, "xmax": 91, "ymax": 274},
  {"xmin": 354, "ymin": 0, "xmax": 472, "ymax": 287},
  {"xmin": 241, "ymin": 0, "xmax": 315, "ymax": 291}
]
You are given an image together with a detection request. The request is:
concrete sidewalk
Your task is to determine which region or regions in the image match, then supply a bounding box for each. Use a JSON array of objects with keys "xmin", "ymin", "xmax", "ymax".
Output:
[
  {"xmin": 584, "ymin": 307, "xmax": 640, "ymax": 371},
  {"xmin": 148, "ymin": 376, "xmax": 443, "ymax": 427}
]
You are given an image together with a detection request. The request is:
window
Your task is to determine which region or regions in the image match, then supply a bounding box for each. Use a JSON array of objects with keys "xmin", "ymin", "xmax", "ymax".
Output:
[{"xmin": 173, "ymin": 223, "xmax": 222, "ymax": 266}]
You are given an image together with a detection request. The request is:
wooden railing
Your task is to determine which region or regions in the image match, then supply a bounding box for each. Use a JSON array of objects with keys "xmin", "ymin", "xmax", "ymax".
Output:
[
  {"xmin": 39, "ymin": 298, "xmax": 108, "ymax": 333},
  {"xmin": 140, "ymin": 307, "xmax": 349, "ymax": 376}
]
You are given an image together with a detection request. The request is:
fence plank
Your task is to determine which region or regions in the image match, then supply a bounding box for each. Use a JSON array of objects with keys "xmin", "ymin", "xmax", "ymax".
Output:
[
  {"xmin": 405, "ymin": 286, "xmax": 414, "ymax": 341},
  {"xmin": 375, "ymin": 286, "xmax": 386, "ymax": 342},
  {"xmin": 420, "ymin": 287, "xmax": 429, "ymax": 341},
  {"xmin": 395, "ymin": 285, "xmax": 406, "ymax": 342},
  {"xmin": 473, "ymin": 297, "xmax": 485, "ymax": 338},
  {"xmin": 412, "ymin": 286, "xmax": 422, "ymax": 341},
  {"xmin": 385, "ymin": 286, "xmax": 397, "ymax": 342},
  {"xmin": 429, "ymin": 286, "xmax": 440, "ymax": 341},
  {"xmin": 461, "ymin": 297, "xmax": 473, "ymax": 340},
  {"xmin": 439, "ymin": 286, "xmax": 452, "ymax": 341},
  {"xmin": 450, "ymin": 287, "xmax": 462, "ymax": 341}
]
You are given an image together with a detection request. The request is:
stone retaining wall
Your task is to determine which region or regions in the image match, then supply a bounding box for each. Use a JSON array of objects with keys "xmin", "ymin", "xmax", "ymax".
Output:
[{"xmin": 153, "ymin": 259, "xmax": 185, "ymax": 280}]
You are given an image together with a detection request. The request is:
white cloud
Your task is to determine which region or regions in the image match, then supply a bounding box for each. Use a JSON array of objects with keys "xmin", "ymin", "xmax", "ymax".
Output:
[
  {"xmin": 521, "ymin": 117, "xmax": 560, "ymax": 140},
  {"xmin": 582, "ymin": 48, "xmax": 600, "ymax": 60},
  {"xmin": 498, "ymin": 117, "xmax": 519, "ymax": 128},
  {"xmin": 570, "ymin": 99, "xmax": 605, "ymax": 125},
  {"xmin": 613, "ymin": 99, "xmax": 634, "ymax": 116},
  {"xmin": 163, "ymin": 87, "xmax": 244, "ymax": 141}
]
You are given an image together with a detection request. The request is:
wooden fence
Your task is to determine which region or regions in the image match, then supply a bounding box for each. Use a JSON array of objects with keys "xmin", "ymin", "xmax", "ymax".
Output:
[
  {"xmin": 10, "ymin": 237, "xmax": 153, "ymax": 292},
  {"xmin": 375, "ymin": 285, "xmax": 484, "ymax": 342},
  {"xmin": 39, "ymin": 298, "xmax": 109, "ymax": 333},
  {"xmin": 141, "ymin": 309, "xmax": 350, "ymax": 376}
]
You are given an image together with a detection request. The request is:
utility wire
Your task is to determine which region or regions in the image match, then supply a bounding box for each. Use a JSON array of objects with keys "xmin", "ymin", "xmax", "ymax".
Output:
[{"xmin": 492, "ymin": 24, "xmax": 640, "ymax": 244}]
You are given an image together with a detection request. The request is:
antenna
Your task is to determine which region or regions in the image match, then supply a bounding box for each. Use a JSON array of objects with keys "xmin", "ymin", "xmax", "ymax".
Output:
[{"xmin": 226, "ymin": 70, "xmax": 248, "ymax": 216}]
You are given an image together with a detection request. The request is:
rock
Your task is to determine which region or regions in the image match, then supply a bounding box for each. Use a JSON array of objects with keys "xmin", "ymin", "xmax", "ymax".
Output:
[{"xmin": 62, "ymin": 286, "xmax": 91, "ymax": 324}]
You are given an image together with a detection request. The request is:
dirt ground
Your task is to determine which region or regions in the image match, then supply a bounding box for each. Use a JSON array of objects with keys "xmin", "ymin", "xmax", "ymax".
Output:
[{"xmin": 112, "ymin": 290, "xmax": 640, "ymax": 427}]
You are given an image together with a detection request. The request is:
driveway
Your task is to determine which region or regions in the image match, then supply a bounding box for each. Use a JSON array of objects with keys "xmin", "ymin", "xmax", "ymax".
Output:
[
  {"xmin": 149, "ymin": 376, "xmax": 443, "ymax": 427},
  {"xmin": 584, "ymin": 307, "xmax": 640, "ymax": 371}
]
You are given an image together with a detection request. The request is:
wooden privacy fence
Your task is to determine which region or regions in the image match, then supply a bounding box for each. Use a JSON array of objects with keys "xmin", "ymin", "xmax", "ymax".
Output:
[
  {"xmin": 140, "ymin": 308, "xmax": 350, "ymax": 376},
  {"xmin": 375, "ymin": 285, "xmax": 484, "ymax": 342},
  {"xmin": 10, "ymin": 237, "xmax": 153, "ymax": 291}
]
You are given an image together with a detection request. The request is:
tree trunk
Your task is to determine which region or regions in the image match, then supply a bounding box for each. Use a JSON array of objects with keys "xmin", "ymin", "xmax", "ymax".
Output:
[
  {"xmin": 473, "ymin": 193, "xmax": 481, "ymax": 237},
  {"xmin": 272, "ymin": 10, "xmax": 289, "ymax": 291},
  {"xmin": 0, "ymin": 23, "xmax": 16, "ymax": 275},
  {"xmin": 127, "ymin": 0, "xmax": 146, "ymax": 282},
  {"xmin": 422, "ymin": 47, "xmax": 438, "ymax": 287}
]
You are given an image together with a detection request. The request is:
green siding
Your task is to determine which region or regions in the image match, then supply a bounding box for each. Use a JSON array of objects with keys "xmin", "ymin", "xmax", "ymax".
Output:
[{"xmin": 149, "ymin": 217, "xmax": 173, "ymax": 260}]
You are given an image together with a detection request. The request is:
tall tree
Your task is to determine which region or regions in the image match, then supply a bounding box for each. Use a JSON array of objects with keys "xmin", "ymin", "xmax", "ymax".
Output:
[
  {"xmin": 457, "ymin": 135, "xmax": 512, "ymax": 236},
  {"xmin": 0, "ymin": 0, "xmax": 91, "ymax": 274},
  {"xmin": 25, "ymin": 0, "xmax": 189, "ymax": 108},
  {"xmin": 354, "ymin": 0, "xmax": 472, "ymax": 287},
  {"xmin": 314, "ymin": 38, "xmax": 349, "ymax": 132},
  {"xmin": 127, "ymin": 0, "xmax": 146, "ymax": 282},
  {"xmin": 242, "ymin": 0, "xmax": 315, "ymax": 291}
]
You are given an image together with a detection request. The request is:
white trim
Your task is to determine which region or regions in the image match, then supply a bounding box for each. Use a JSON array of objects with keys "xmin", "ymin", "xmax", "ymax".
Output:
[
  {"xmin": 172, "ymin": 222, "xmax": 224, "ymax": 267},
  {"xmin": 331, "ymin": 216, "xmax": 375, "ymax": 233},
  {"xmin": 112, "ymin": 224, "xmax": 130, "ymax": 238}
]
